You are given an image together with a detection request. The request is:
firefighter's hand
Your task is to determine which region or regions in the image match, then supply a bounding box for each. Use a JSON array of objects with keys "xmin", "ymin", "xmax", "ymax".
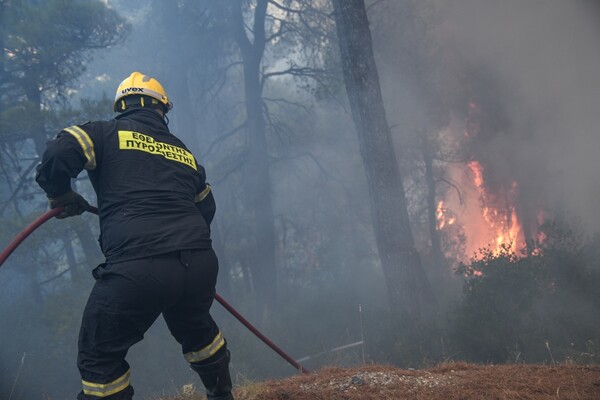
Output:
[{"xmin": 48, "ymin": 191, "xmax": 91, "ymax": 219}]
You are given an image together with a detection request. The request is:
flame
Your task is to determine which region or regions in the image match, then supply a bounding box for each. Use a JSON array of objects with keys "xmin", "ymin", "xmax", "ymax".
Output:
[
  {"xmin": 434, "ymin": 100, "xmax": 547, "ymax": 261},
  {"xmin": 467, "ymin": 161, "xmax": 523, "ymax": 256},
  {"xmin": 468, "ymin": 161, "xmax": 484, "ymax": 189},
  {"xmin": 440, "ymin": 157, "xmax": 527, "ymax": 259},
  {"xmin": 436, "ymin": 201, "xmax": 456, "ymax": 230}
]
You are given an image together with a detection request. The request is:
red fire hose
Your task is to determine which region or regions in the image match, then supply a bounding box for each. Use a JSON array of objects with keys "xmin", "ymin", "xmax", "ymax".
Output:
[{"xmin": 0, "ymin": 207, "xmax": 309, "ymax": 374}]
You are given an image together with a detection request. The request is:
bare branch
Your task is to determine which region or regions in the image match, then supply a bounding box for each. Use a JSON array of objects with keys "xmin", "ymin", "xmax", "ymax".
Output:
[
  {"xmin": 265, "ymin": 20, "xmax": 289, "ymax": 43},
  {"xmin": 0, "ymin": 158, "xmax": 39, "ymax": 216},
  {"xmin": 267, "ymin": 0, "xmax": 303, "ymax": 14},
  {"xmin": 200, "ymin": 69, "xmax": 232, "ymax": 111},
  {"xmin": 214, "ymin": 157, "xmax": 246, "ymax": 185},
  {"xmin": 366, "ymin": 0, "xmax": 387, "ymax": 13},
  {"xmin": 266, "ymin": 94, "xmax": 311, "ymax": 108},
  {"xmin": 203, "ymin": 122, "xmax": 247, "ymax": 160},
  {"xmin": 269, "ymin": 0, "xmax": 334, "ymax": 19},
  {"xmin": 261, "ymin": 65, "xmax": 327, "ymax": 90},
  {"xmin": 39, "ymin": 266, "xmax": 73, "ymax": 285},
  {"xmin": 436, "ymin": 177, "xmax": 464, "ymax": 205}
]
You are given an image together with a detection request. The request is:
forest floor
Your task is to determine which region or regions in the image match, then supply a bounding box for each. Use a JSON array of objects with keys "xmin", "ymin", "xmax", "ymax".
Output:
[{"xmin": 160, "ymin": 362, "xmax": 600, "ymax": 400}]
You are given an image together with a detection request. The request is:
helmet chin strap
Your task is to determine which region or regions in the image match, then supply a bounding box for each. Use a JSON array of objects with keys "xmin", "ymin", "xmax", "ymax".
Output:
[{"xmin": 164, "ymin": 113, "xmax": 170, "ymax": 126}]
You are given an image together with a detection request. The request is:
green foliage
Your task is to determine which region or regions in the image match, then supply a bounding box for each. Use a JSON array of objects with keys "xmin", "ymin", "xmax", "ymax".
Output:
[
  {"xmin": 1, "ymin": 0, "xmax": 128, "ymax": 91},
  {"xmin": 0, "ymin": 2, "xmax": 129, "ymax": 399},
  {"xmin": 385, "ymin": 216, "xmax": 600, "ymax": 368},
  {"xmin": 49, "ymin": 94, "xmax": 115, "ymax": 131},
  {"xmin": 449, "ymin": 218, "xmax": 600, "ymax": 364},
  {"xmin": 451, "ymin": 248, "xmax": 545, "ymax": 362},
  {"xmin": 0, "ymin": 0, "xmax": 129, "ymax": 144},
  {"xmin": 0, "ymin": 101, "xmax": 38, "ymax": 141}
]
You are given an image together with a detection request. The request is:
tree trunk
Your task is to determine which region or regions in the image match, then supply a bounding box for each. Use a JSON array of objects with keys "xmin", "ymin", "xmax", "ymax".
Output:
[
  {"xmin": 152, "ymin": 0, "xmax": 200, "ymax": 150},
  {"xmin": 22, "ymin": 72, "xmax": 47, "ymax": 157},
  {"xmin": 421, "ymin": 134, "xmax": 447, "ymax": 274},
  {"xmin": 230, "ymin": 0, "xmax": 277, "ymax": 314},
  {"xmin": 69, "ymin": 223, "xmax": 102, "ymax": 277},
  {"xmin": 333, "ymin": 0, "xmax": 435, "ymax": 324}
]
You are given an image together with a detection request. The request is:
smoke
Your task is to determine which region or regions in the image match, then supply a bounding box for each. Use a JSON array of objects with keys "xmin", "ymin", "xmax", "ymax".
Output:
[
  {"xmin": 3, "ymin": 1, "xmax": 600, "ymax": 398},
  {"xmin": 439, "ymin": 0, "xmax": 600, "ymax": 233}
]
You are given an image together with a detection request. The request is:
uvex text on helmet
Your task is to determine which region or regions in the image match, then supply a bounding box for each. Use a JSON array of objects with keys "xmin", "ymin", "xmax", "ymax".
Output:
[{"xmin": 113, "ymin": 72, "xmax": 173, "ymax": 113}]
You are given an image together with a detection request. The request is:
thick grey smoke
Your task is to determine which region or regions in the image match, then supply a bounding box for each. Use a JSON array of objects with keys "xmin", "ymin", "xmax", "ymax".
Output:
[
  {"xmin": 3, "ymin": 2, "xmax": 599, "ymax": 399},
  {"xmin": 439, "ymin": 0, "xmax": 600, "ymax": 232}
]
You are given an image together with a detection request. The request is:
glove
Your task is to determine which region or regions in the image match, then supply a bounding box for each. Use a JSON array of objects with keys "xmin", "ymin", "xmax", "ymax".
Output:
[{"xmin": 48, "ymin": 191, "xmax": 91, "ymax": 219}]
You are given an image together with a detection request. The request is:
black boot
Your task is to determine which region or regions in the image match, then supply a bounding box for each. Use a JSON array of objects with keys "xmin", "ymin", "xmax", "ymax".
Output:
[{"xmin": 190, "ymin": 349, "xmax": 234, "ymax": 400}]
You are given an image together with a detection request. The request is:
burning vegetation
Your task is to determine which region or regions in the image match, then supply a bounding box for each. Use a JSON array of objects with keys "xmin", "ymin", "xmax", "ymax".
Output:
[
  {"xmin": 432, "ymin": 97, "xmax": 547, "ymax": 262},
  {"xmin": 1, "ymin": 1, "xmax": 600, "ymax": 399}
]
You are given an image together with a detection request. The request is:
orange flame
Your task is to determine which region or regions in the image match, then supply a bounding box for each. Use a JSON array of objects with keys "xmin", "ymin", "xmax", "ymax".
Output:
[
  {"xmin": 437, "ymin": 100, "xmax": 547, "ymax": 261},
  {"xmin": 467, "ymin": 161, "xmax": 523, "ymax": 256},
  {"xmin": 468, "ymin": 161, "xmax": 484, "ymax": 188},
  {"xmin": 436, "ymin": 201, "xmax": 456, "ymax": 230}
]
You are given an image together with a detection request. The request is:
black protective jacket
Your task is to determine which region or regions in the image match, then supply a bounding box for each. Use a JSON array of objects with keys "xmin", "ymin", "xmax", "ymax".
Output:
[{"xmin": 36, "ymin": 108, "xmax": 215, "ymax": 263}]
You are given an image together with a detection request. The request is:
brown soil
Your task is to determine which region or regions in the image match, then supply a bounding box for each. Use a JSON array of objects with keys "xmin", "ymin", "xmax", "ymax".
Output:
[
  {"xmin": 166, "ymin": 363, "xmax": 600, "ymax": 400},
  {"xmin": 237, "ymin": 363, "xmax": 600, "ymax": 400}
]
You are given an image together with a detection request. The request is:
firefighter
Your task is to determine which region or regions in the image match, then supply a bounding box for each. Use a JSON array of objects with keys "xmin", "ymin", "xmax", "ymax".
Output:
[{"xmin": 35, "ymin": 72, "xmax": 234, "ymax": 400}]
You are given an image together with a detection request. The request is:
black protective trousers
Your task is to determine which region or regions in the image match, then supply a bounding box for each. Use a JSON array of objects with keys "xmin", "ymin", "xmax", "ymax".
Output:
[{"xmin": 76, "ymin": 248, "xmax": 222, "ymax": 400}]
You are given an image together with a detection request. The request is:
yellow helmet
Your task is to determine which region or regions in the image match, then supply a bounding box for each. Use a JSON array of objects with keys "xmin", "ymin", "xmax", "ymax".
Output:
[{"xmin": 113, "ymin": 72, "xmax": 173, "ymax": 113}]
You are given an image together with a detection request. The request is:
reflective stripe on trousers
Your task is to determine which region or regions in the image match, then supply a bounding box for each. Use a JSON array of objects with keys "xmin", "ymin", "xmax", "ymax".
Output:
[
  {"xmin": 82, "ymin": 370, "xmax": 130, "ymax": 397},
  {"xmin": 184, "ymin": 331, "xmax": 226, "ymax": 363}
]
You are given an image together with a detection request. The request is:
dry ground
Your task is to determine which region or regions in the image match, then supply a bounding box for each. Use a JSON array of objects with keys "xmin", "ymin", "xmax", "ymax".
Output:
[{"xmin": 163, "ymin": 362, "xmax": 600, "ymax": 400}]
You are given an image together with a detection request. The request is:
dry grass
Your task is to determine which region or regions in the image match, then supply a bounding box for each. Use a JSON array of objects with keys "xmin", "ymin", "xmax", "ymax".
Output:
[{"xmin": 159, "ymin": 362, "xmax": 600, "ymax": 400}]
